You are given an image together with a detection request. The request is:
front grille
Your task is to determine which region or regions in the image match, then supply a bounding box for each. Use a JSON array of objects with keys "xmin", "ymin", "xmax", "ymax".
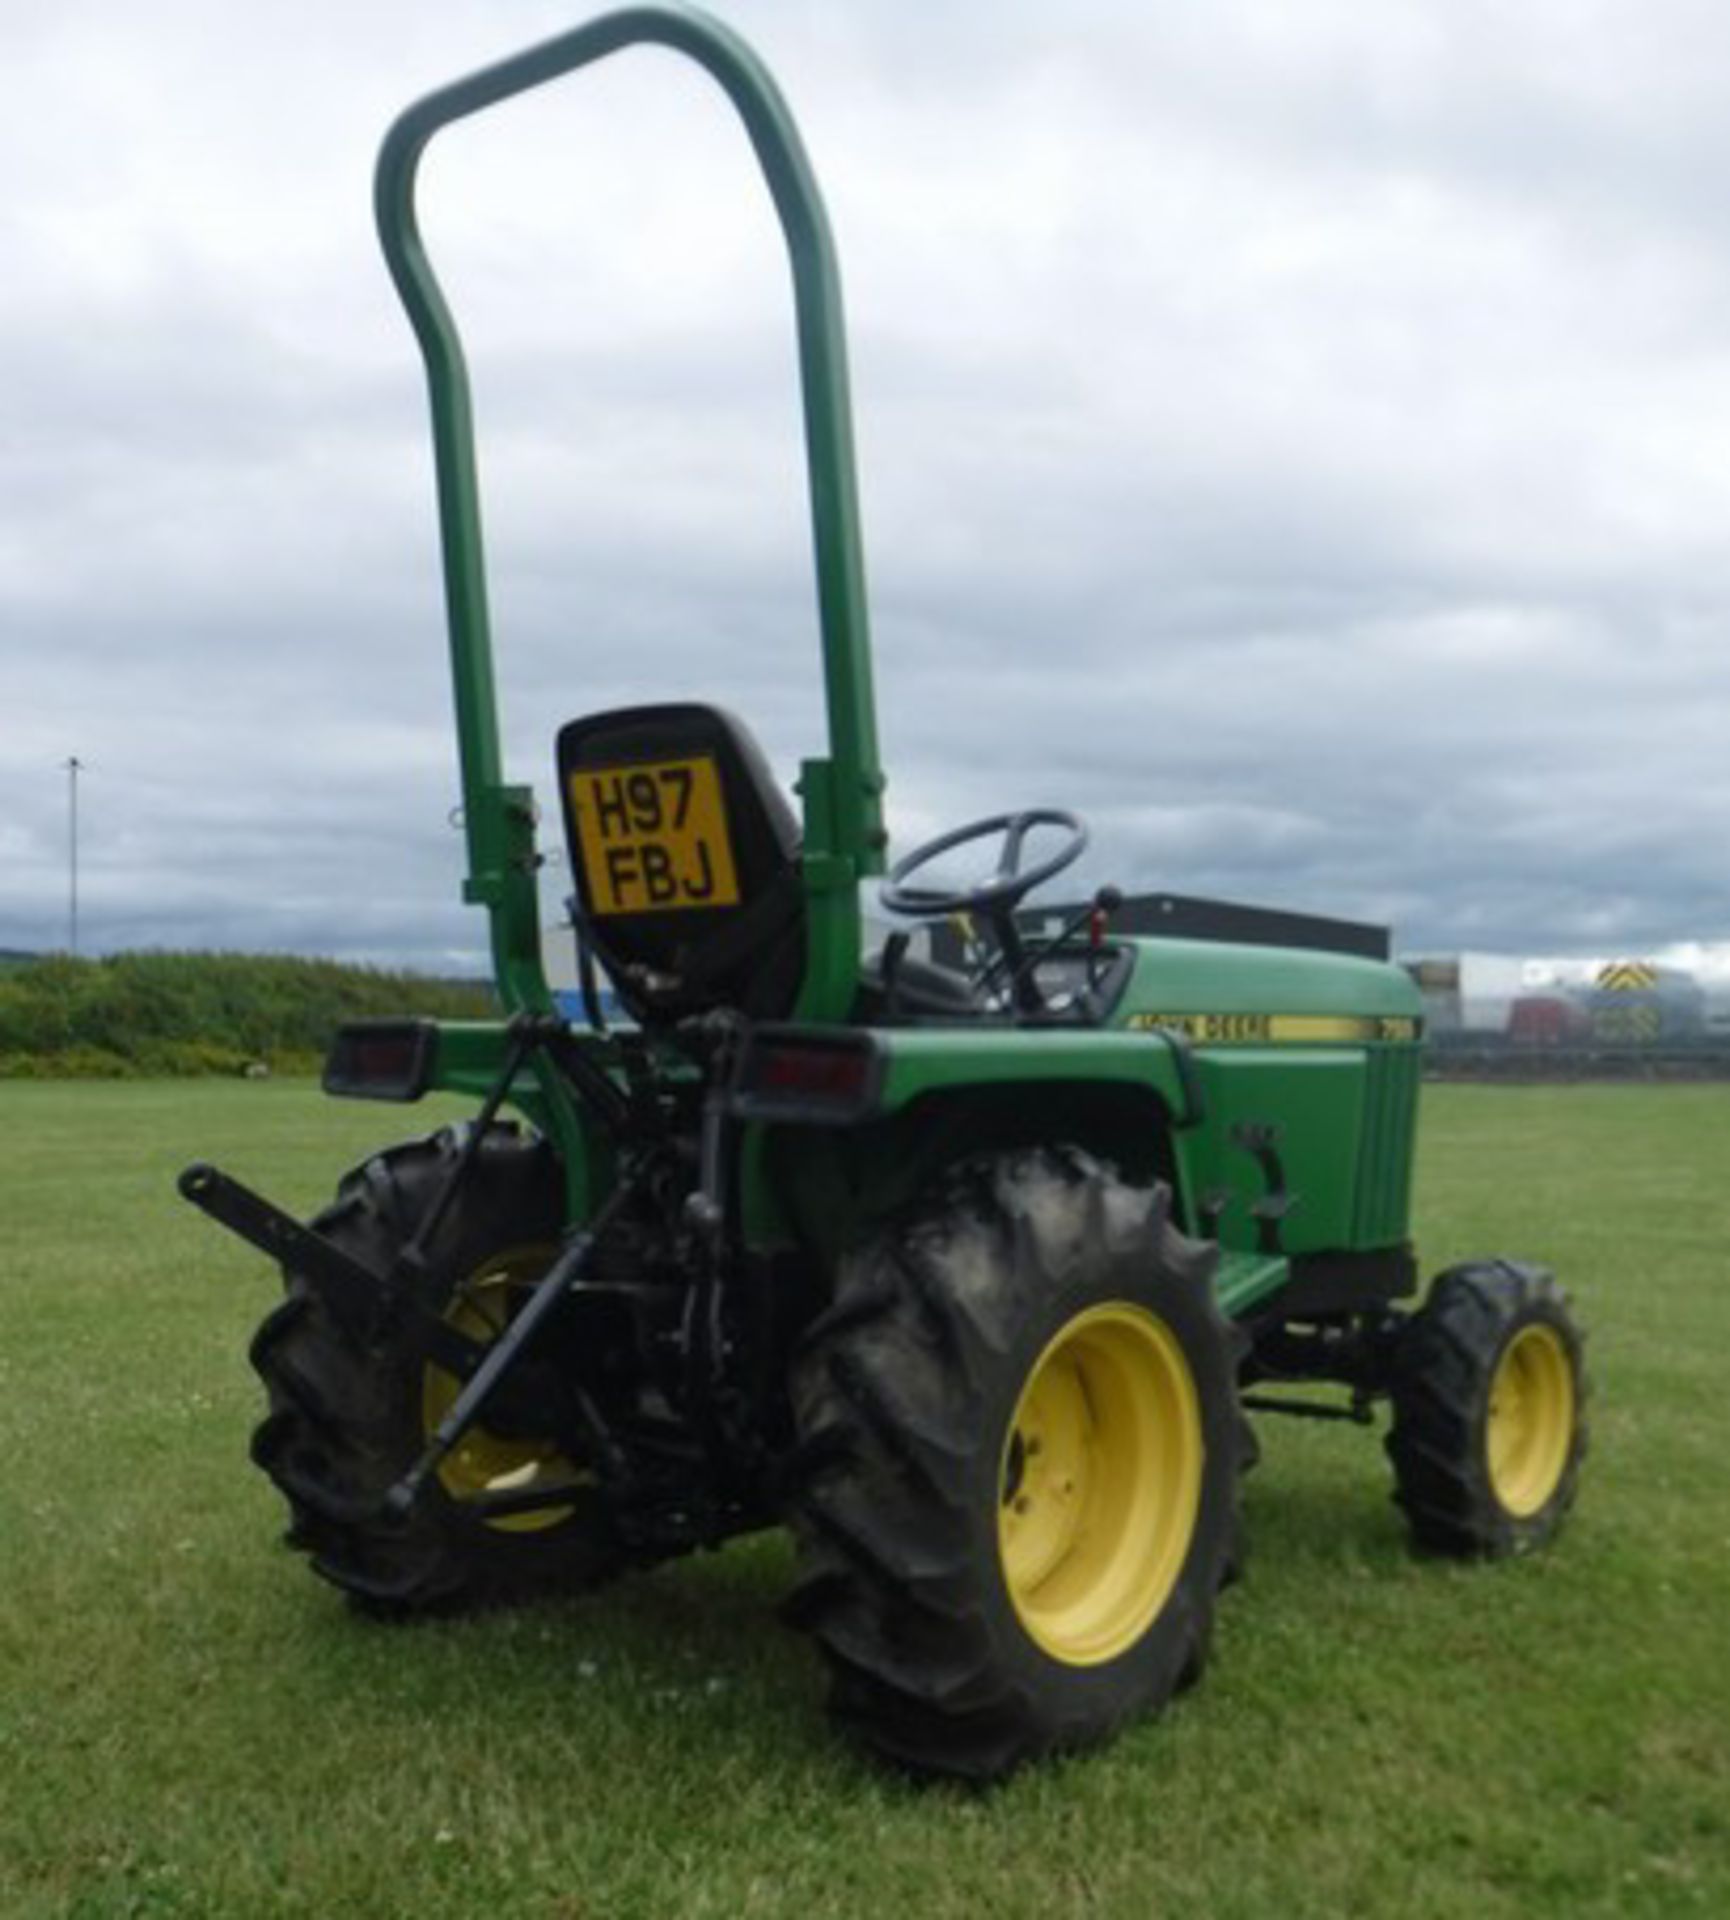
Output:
[{"xmin": 1352, "ymin": 1046, "xmax": 1420, "ymax": 1245}]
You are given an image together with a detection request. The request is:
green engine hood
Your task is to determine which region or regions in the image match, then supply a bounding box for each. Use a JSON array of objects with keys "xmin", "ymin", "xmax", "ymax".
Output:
[{"xmin": 1111, "ymin": 938, "xmax": 1422, "ymax": 1044}]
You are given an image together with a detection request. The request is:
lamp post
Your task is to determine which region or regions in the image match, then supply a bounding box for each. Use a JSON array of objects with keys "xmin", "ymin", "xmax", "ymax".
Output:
[{"xmin": 66, "ymin": 755, "xmax": 82, "ymax": 956}]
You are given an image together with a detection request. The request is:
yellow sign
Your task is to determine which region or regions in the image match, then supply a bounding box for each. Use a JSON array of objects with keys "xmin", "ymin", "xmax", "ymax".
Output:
[
  {"xmin": 1596, "ymin": 961, "xmax": 1658, "ymax": 992},
  {"xmin": 569, "ymin": 755, "xmax": 742, "ymax": 916},
  {"xmin": 1128, "ymin": 1012, "xmax": 1420, "ymax": 1045}
]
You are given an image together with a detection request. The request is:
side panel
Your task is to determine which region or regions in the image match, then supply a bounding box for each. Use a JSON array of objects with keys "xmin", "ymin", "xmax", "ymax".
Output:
[
  {"xmin": 1110, "ymin": 937, "xmax": 1424, "ymax": 1255},
  {"xmin": 1180, "ymin": 1052, "xmax": 1370, "ymax": 1253}
]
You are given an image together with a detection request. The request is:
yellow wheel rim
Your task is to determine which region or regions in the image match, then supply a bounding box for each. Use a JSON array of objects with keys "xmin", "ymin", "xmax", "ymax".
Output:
[
  {"xmin": 998, "ymin": 1302, "xmax": 1204, "ymax": 1666},
  {"xmin": 421, "ymin": 1246, "xmax": 587, "ymax": 1535},
  {"xmin": 1486, "ymin": 1323, "xmax": 1575, "ymax": 1518}
]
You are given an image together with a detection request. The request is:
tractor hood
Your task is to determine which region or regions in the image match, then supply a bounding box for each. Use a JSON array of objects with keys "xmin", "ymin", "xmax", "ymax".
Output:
[{"xmin": 1111, "ymin": 938, "xmax": 1422, "ymax": 1045}]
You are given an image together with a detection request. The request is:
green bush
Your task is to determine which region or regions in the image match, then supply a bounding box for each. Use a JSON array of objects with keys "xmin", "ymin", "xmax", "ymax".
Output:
[{"xmin": 0, "ymin": 953, "xmax": 495, "ymax": 1078}]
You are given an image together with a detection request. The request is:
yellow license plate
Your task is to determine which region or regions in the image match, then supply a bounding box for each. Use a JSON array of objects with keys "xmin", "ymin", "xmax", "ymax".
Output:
[{"xmin": 569, "ymin": 755, "xmax": 742, "ymax": 916}]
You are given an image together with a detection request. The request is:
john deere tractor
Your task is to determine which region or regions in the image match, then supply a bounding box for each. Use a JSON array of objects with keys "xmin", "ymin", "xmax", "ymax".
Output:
[{"xmin": 181, "ymin": 4, "xmax": 1588, "ymax": 1782}]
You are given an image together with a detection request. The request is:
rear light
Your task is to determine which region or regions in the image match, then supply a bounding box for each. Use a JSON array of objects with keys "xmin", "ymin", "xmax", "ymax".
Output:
[
  {"xmin": 730, "ymin": 1027, "xmax": 883, "ymax": 1124},
  {"xmin": 323, "ymin": 1021, "xmax": 437, "ymax": 1102}
]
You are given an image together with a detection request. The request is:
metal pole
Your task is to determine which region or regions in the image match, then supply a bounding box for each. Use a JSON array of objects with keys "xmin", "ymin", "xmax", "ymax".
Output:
[{"xmin": 66, "ymin": 755, "xmax": 81, "ymax": 956}]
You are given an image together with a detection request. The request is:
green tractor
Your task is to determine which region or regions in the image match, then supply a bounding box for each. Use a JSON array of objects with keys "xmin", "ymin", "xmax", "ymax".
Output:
[{"xmin": 181, "ymin": 4, "xmax": 1588, "ymax": 1783}]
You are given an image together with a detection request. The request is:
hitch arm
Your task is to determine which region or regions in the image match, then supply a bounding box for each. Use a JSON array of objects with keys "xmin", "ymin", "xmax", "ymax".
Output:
[{"xmin": 177, "ymin": 1163, "xmax": 485, "ymax": 1379}]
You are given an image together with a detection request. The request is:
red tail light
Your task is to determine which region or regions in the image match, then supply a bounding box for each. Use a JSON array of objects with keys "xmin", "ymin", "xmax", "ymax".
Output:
[
  {"xmin": 323, "ymin": 1021, "xmax": 436, "ymax": 1101},
  {"xmin": 731, "ymin": 1028, "xmax": 882, "ymax": 1123}
]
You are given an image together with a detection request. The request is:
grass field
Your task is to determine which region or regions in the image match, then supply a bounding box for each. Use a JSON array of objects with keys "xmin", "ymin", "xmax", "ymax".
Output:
[{"xmin": 3, "ymin": 1080, "xmax": 1726, "ymax": 1918}]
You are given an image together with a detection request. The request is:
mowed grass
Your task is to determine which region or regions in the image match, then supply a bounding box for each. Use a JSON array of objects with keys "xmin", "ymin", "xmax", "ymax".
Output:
[{"xmin": 2, "ymin": 1080, "xmax": 1726, "ymax": 1919}]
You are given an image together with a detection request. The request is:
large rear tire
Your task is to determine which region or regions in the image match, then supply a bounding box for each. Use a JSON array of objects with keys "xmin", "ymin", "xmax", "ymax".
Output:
[
  {"xmin": 249, "ymin": 1125, "xmax": 625, "ymax": 1612},
  {"xmin": 1386, "ymin": 1260, "xmax": 1588, "ymax": 1557},
  {"xmin": 786, "ymin": 1148, "xmax": 1248, "ymax": 1782}
]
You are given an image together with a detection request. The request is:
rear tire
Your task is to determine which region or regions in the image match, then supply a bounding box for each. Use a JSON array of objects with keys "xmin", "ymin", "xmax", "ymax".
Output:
[
  {"xmin": 249, "ymin": 1125, "xmax": 625, "ymax": 1612},
  {"xmin": 1386, "ymin": 1260, "xmax": 1588, "ymax": 1557},
  {"xmin": 785, "ymin": 1148, "xmax": 1248, "ymax": 1782}
]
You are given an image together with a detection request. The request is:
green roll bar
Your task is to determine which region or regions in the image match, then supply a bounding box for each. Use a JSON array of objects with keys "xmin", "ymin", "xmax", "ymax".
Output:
[{"xmin": 375, "ymin": 2, "xmax": 886, "ymax": 1022}]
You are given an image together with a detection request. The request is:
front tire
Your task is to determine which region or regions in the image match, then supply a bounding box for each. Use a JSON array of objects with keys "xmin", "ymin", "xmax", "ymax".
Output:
[
  {"xmin": 249, "ymin": 1125, "xmax": 626, "ymax": 1612},
  {"xmin": 1386, "ymin": 1260, "xmax": 1588, "ymax": 1557},
  {"xmin": 786, "ymin": 1148, "xmax": 1248, "ymax": 1782}
]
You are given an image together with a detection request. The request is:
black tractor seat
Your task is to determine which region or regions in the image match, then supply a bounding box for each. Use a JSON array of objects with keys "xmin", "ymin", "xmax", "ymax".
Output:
[{"xmin": 556, "ymin": 702, "xmax": 805, "ymax": 1025}]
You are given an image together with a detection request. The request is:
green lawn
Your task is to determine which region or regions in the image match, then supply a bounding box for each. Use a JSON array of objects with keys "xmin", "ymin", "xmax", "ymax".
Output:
[{"xmin": 2, "ymin": 1080, "xmax": 1726, "ymax": 1918}]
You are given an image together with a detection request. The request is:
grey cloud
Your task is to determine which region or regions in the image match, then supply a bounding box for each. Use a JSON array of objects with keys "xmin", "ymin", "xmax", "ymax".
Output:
[{"xmin": 5, "ymin": 0, "xmax": 1728, "ymax": 974}]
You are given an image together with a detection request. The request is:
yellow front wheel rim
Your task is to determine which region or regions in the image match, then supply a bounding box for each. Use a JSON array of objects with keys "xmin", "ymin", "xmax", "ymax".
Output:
[
  {"xmin": 1486, "ymin": 1322, "xmax": 1575, "ymax": 1518},
  {"xmin": 998, "ymin": 1303, "xmax": 1204, "ymax": 1666},
  {"xmin": 421, "ymin": 1247, "xmax": 587, "ymax": 1535}
]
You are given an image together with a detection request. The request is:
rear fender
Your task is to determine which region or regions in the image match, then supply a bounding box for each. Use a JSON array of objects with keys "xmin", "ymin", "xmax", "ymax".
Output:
[{"xmin": 757, "ymin": 1074, "xmax": 1199, "ymax": 1269}]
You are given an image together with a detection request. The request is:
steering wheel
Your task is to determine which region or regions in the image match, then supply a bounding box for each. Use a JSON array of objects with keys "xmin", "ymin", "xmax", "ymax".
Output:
[
  {"xmin": 880, "ymin": 810, "xmax": 1088, "ymax": 1011},
  {"xmin": 880, "ymin": 809, "xmax": 1088, "ymax": 916}
]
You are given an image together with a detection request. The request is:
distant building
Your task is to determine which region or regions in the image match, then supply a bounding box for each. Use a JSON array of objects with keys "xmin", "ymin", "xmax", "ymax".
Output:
[{"xmin": 1403, "ymin": 949, "xmax": 1728, "ymax": 1055}]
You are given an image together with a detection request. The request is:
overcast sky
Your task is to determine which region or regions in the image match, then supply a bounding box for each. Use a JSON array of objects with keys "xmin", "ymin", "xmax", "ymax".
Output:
[{"xmin": 6, "ymin": 0, "xmax": 1730, "ymax": 974}]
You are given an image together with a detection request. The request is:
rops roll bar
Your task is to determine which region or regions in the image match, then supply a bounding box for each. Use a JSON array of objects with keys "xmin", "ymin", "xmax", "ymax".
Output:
[{"xmin": 375, "ymin": 3, "xmax": 884, "ymax": 1017}]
